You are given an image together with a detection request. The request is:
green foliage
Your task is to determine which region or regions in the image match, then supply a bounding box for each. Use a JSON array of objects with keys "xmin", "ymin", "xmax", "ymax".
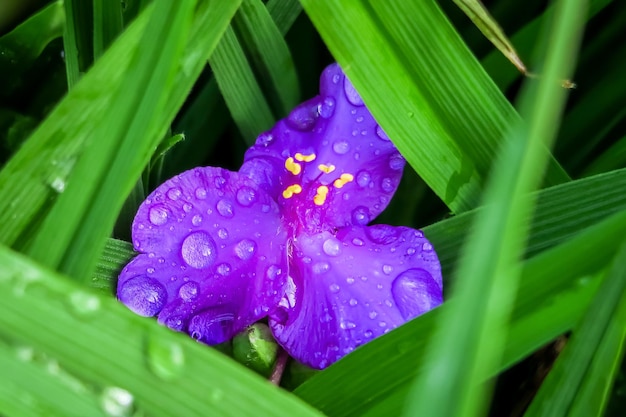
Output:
[{"xmin": 0, "ymin": 0, "xmax": 624, "ymax": 416}]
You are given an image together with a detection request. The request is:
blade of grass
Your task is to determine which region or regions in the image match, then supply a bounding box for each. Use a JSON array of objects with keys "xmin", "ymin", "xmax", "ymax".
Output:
[
  {"xmin": 300, "ymin": 0, "xmax": 570, "ymax": 214},
  {"xmin": 266, "ymin": 0, "xmax": 302, "ymax": 34},
  {"xmin": 62, "ymin": 0, "xmax": 93, "ymax": 88},
  {"xmin": 524, "ymin": 241, "xmax": 626, "ymax": 417},
  {"xmin": 27, "ymin": 1, "xmax": 198, "ymax": 279},
  {"xmin": 405, "ymin": 1, "xmax": 586, "ymax": 415},
  {"xmin": 93, "ymin": 0, "xmax": 123, "ymax": 59},
  {"xmin": 294, "ymin": 208, "xmax": 626, "ymax": 417},
  {"xmin": 0, "ymin": 244, "xmax": 324, "ymax": 417}
]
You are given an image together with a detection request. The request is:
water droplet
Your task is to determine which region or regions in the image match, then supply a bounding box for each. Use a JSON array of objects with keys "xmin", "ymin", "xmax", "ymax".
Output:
[
  {"xmin": 332, "ymin": 73, "xmax": 341, "ymax": 84},
  {"xmin": 366, "ymin": 225, "xmax": 399, "ymax": 244},
  {"xmin": 349, "ymin": 298, "xmax": 358, "ymax": 306},
  {"xmin": 214, "ymin": 176, "xmax": 226, "ymax": 189},
  {"xmin": 256, "ymin": 132, "xmax": 274, "ymax": 146},
  {"xmin": 364, "ymin": 330, "xmax": 373, "ymax": 338},
  {"xmin": 217, "ymin": 228, "xmax": 228, "ymax": 239},
  {"xmin": 351, "ymin": 237, "xmax": 365, "ymax": 246},
  {"xmin": 178, "ymin": 281, "xmax": 199, "ymax": 301},
  {"xmin": 191, "ymin": 214, "xmax": 202, "ymax": 226},
  {"xmin": 351, "ymin": 206, "xmax": 370, "ymax": 226},
  {"xmin": 383, "ymin": 265, "xmax": 393, "ymax": 275},
  {"xmin": 148, "ymin": 205, "xmax": 170, "ymax": 225},
  {"xmin": 381, "ymin": 177, "xmax": 394, "ymax": 193},
  {"xmin": 320, "ymin": 312, "xmax": 333, "ymax": 323},
  {"xmin": 216, "ymin": 199, "xmax": 234, "ymax": 218},
  {"xmin": 164, "ymin": 315, "xmax": 185, "ymax": 331},
  {"xmin": 261, "ymin": 204, "xmax": 270, "ymax": 213},
  {"xmin": 287, "ymin": 104, "xmax": 318, "ymax": 131},
  {"xmin": 147, "ymin": 337, "xmax": 185, "ymax": 381},
  {"xmin": 376, "ymin": 125, "xmax": 390, "ymax": 141},
  {"xmin": 118, "ymin": 276, "xmax": 167, "ymax": 316},
  {"xmin": 100, "ymin": 387, "xmax": 134, "ymax": 417},
  {"xmin": 195, "ymin": 187, "xmax": 207, "ymax": 199},
  {"xmin": 329, "ymin": 283, "xmax": 340, "ymax": 293},
  {"xmin": 181, "ymin": 232, "xmax": 217, "ymax": 269},
  {"xmin": 217, "ymin": 263, "xmax": 231, "ymax": 276},
  {"xmin": 236, "ymin": 186, "xmax": 257, "ymax": 207},
  {"xmin": 323, "ymin": 238, "xmax": 341, "ymax": 256},
  {"xmin": 368, "ymin": 311, "xmax": 378, "ymax": 319},
  {"xmin": 379, "ymin": 321, "xmax": 387, "ymax": 328},
  {"xmin": 50, "ymin": 177, "xmax": 66, "ymax": 193},
  {"xmin": 356, "ymin": 170, "xmax": 371, "ymax": 187},
  {"xmin": 318, "ymin": 96, "xmax": 336, "ymax": 118},
  {"xmin": 234, "ymin": 239, "xmax": 257, "ymax": 260},
  {"xmin": 332, "ymin": 141, "xmax": 350, "ymax": 155},
  {"xmin": 340, "ymin": 321, "xmax": 357, "ymax": 330},
  {"xmin": 167, "ymin": 187, "xmax": 182, "ymax": 200},
  {"xmin": 423, "ymin": 242, "xmax": 433, "ymax": 251},
  {"xmin": 346, "ymin": 277, "xmax": 355, "ymax": 284},
  {"xmin": 182, "ymin": 203, "xmax": 192, "ymax": 213},
  {"xmin": 343, "ymin": 78, "xmax": 365, "ymax": 106},
  {"xmin": 389, "ymin": 153, "xmax": 404, "ymax": 170},
  {"xmin": 266, "ymin": 265, "xmax": 282, "ymax": 280},
  {"xmin": 189, "ymin": 311, "xmax": 234, "ymax": 344},
  {"xmin": 301, "ymin": 256, "xmax": 312, "ymax": 264},
  {"xmin": 68, "ymin": 291, "xmax": 101, "ymax": 317},
  {"xmin": 406, "ymin": 247, "xmax": 417, "ymax": 255},
  {"xmin": 392, "ymin": 268, "xmax": 442, "ymax": 320},
  {"xmin": 313, "ymin": 262, "xmax": 330, "ymax": 274},
  {"xmin": 355, "ymin": 116, "xmax": 364, "ymax": 123}
]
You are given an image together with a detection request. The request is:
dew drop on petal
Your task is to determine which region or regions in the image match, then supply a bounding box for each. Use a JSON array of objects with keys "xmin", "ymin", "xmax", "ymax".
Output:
[
  {"xmin": 323, "ymin": 238, "xmax": 341, "ymax": 256},
  {"xmin": 340, "ymin": 321, "xmax": 357, "ymax": 330},
  {"xmin": 318, "ymin": 96, "xmax": 336, "ymax": 118},
  {"xmin": 346, "ymin": 276, "xmax": 355, "ymax": 284},
  {"xmin": 189, "ymin": 312, "xmax": 234, "ymax": 345},
  {"xmin": 364, "ymin": 330, "xmax": 373, "ymax": 338},
  {"xmin": 119, "ymin": 276, "xmax": 167, "ymax": 317},
  {"xmin": 329, "ymin": 283, "xmax": 340, "ymax": 293},
  {"xmin": 183, "ymin": 203, "xmax": 193, "ymax": 213},
  {"xmin": 234, "ymin": 239, "xmax": 257, "ymax": 260},
  {"xmin": 389, "ymin": 153, "xmax": 405, "ymax": 170},
  {"xmin": 406, "ymin": 247, "xmax": 417, "ymax": 255},
  {"xmin": 148, "ymin": 205, "xmax": 170, "ymax": 226},
  {"xmin": 178, "ymin": 281, "xmax": 199, "ymax": 302},
  {"xmin": 313, "ymin": 262, "xmax": 330, "ymax": 274},
  {"xmin": 376, "ymin": 125, "xmax": 390, "ymax": 141},
  {"xmin": 392, "ymin": 268, "xmax": 442, "ymax": 320},
  {"xmin": 191, "ymin": 215, "xmax": 202, "ymax": 226},
  {"xmin": 195, "ymin": 187, "xmax": 207, "ymax": 199},
  {"xmin": 256, "ymin": 132, "xmax": 274, "ymax": 146},
  {"xmin": 181, "ymin": 232, "xmax": 218, "ymax": 269},
  {"xmin": 217, "ymin": 228, "xmax": 228, "ymax": 240},
  {"xmin": 332, "ymin": 141, "xmax": 350, "ymax": 155},
  {"xmin": 217, "ymin": 263, "xmax": 231, "ymax": 276},
  {"xmin": 236, "ymin": 186, "xmax": 257, "ymax": 207},
  {"xmin": 167, "ymin": 187, "xmax": 182, "ymax": 201},
  {"xmin": 343, "ymin": 77, "xmax": 365, "ymax": 106},
  {"xmin": 349, "ymin": 298, "xmax": 358, "ymax": 307},
  {"xmin": 216, "ymin": 199, "xmax": 234, "ymax": 218},
  {"xmin": 356, "ymin": 170, "xmax": 371, "ymax": 187},
  {"xmin": 332, "ymin": 73, "xmax": 341, "ymax": 84},
  {"xmin": 423, "ymin": 242, "xmax": 433, "ymax": 251},
  {"xmin": 266, "ymin": 265, "xmax": 282, "ymax": 281},
  {"xmin": 383, "ymin": 265, "xmax": 394, "ymax": 275},
  {"xmin": 351, "ymin": 206, "xmax": 370, "ymax": 226},
  {"xmin": 351, "ymin": 237, "xmax": 365, "ymax": 246},
  {"xmin": 381, "ymin": 178, "xmax": 394, "ymax": 193}
]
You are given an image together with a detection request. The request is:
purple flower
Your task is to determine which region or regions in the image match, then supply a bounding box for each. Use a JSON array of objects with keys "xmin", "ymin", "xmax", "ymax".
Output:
[{"xmin": 117, "ymin": 64, "xmax": 443, "ymax": 369}]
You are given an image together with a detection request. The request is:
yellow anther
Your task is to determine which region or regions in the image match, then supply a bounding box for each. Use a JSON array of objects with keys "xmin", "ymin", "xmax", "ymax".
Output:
[
  {"xmin": 313, "ymin": 185, "xmax": 329, "ymax": 206},
  {"xmin": 282, "ymin": 184, "xmax": 303, "ymax": 199},
  {"xmin": 285, "ymin": 157, "xmax": 302, "ymax": 175},
  {"xmin": 318, "ymin": 164, "xmax": 336, "ymax": 174},
  {"xmin": 333, "ymin": 173, "xmax": 355, "ymax": 189},
  {"xmin": 295, "ymin": 153, "xmax": 316, "ymax": 162}
]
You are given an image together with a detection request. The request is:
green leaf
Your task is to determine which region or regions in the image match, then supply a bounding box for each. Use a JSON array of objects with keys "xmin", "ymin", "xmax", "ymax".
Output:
[
  {"xmin": 93, "ymin": 0, "xmax": 124, "ymax": 59},
  {"xmin": 62, "ymin": 0, "xmax": 94, "ymax": 88},
  {"xmin": 0, "ymin": 244, "xmax": 324, "ymax": 417},
  {"xmin": 300, "ymin": 0, "xmax": 570, "ymax": 214}
]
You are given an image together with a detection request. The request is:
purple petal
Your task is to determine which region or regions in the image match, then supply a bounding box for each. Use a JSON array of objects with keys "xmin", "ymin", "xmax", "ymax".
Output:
[
  {"xmin": 241, "ymin": 63, "xmax": 404, "ymax": 231},
  {"xmin": 269, "ymin": 225, "xmax": 442, "ymax": 369},
  {"xmin": 117, "ymin": 167, "xmax": 289, "ymax": 344}
]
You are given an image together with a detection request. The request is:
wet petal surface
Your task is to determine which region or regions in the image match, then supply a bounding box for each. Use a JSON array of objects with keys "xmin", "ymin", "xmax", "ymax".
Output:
[
  {"xmin": 241, "ymin": 63, "xmax": 404, "ymax": 231},
  {"xmin": 269, "ymin": 224, "xmax": 442, "ymax": 369},
  {"xmin": 118, "ymin": 167, "xmax": 289, "ymax": 344}
]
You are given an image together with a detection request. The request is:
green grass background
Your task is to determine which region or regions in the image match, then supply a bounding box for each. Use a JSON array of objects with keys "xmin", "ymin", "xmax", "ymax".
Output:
[{"xmin": 0, "ymin": 0, "xmax": 625, "ymax": 416}]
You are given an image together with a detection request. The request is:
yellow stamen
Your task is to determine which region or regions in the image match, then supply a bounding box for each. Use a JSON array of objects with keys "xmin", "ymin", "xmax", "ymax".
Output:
[
  {"xmin": 333, "ymin": 173, "xmax": 355, "ymax": 189},
  {"xmin": 313, "ymin": 185, "xmax": 329, "ymax": 206},
  {"xmin": 318, "ymin": 164, "xmax": 336, "ymax": 174},
  {"xmin": 282, "ymin": 184, "xmax": 303, "ymax": 199},
  {"xmin": 295, "ymin": 153, "xmax": 316, "ymax": 162},
  {"xmin": 285, "ymin": 157, "xmax": 302, "ymax": 175}
]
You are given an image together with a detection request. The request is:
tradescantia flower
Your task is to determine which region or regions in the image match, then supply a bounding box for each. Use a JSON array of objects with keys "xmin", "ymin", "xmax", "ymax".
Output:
[{"xmin": 117, "ymin": 64, "xmax": 443, "ymax": 369}]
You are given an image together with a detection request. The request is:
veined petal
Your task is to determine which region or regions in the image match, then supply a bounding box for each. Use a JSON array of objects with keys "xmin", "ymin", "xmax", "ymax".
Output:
[
  {"xmin": 118, "ymin": 167, "xmax": 289, "ymax": 344},
  {"xmin": 269, "ymin": 225, "xmax": 442, "ymax": 369},
  {"xmin": 241, "ymin": 63, "xmax": 404, "ymax": 231}
]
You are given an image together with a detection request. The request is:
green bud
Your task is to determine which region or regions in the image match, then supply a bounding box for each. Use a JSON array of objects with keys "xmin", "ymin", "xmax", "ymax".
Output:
[{"xmin": 232, "ymin": 323, "xmax": 279, "ymax": 376}]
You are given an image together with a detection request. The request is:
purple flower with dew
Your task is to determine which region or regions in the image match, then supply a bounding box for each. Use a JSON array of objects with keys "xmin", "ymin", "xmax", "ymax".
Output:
[{"xmin": 117, "ymin": 64, "xmax": 443, "ymax": 369}]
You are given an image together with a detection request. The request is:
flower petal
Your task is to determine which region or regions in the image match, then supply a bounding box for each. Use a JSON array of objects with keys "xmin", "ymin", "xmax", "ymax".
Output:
[
  {"xmin": 269, "ymin": 225, "xmax": 442, "ymax": 369},
  {"xmin": 241, "ymin": 63, "xmax": 404, "ymax": 231},
  {"xmin": 118, "ymin": 167, "xmax": 289, "ymax": 344}
]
